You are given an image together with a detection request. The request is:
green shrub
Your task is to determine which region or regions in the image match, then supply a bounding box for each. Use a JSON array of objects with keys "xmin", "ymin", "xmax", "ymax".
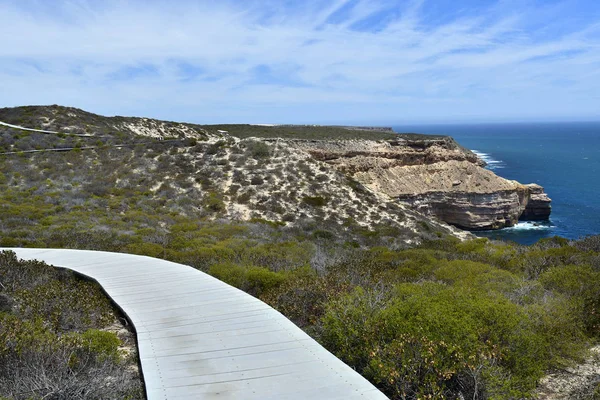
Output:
[
  {"xmin": 125, "ymin": 242, "xmax": 164, "ymax": 258},
  {"xmin": 209, "ymin": 262, "xmax": 288, "ymax": 297},
  {"xmin": 246, "ymin": 267, "xmax": 287, "ymax": 294},
  {"xmin": 236, "ymin": 190, "xmax": 253, "ymax": 204},
  {"xmin": 1, "ymin": 251, "xmax": 114, "ymax": 331},
  {"xmin": 539, "ymin": 265, "xmax": 600, "ymax": 336},
  {"xmin": 203, "ymin": 192, "xmax": 225, "ymax": 212},
  {"xmin": 524, "ymin": 298, "xmax": 588, "ymax": 368},
  {"xmin": 434, "ymin": 260, "xmax": 520, "ymax": 296},
  {"xmin": 320, "ymin": 283, "xmax": 554, "ymax": 399},
  {"xmin": 245, "ymin": 140, "xmax": 271, "ymax": 158},
  {"xmin": 592, "ymin": 382, "xmax": 600, "ymax": 400},
  {"xmin": 261, "ymin": 267, "xmax": 346, "ymax": 327},
  {"xmin": 206, "ymin": 140, "xmax": 227, "ymax": 155},
  {"xmin": 434, "ymin": 260, "xmax": 492, "ymax": 283},
  {"xmin": 539, "ymin": 265, "xmax": 598, "ymax": 296},
  {"xmin": 80, "ymin": 329, "xmax": 121, "ymax": 363},
  {"xmin": 535, "ymin": 236, "xmax": 570, "ymax": 249},
  {"xmin": 0, "ymin": 250, "xmax": 143, "ymax": 399},
  {"xmin": 313, "ymin": 230, "xmax": 334, "ymax": 240},
  {"xmin": 14, "ymin": 279, "xmax": 114, "ymax": 331},
  {"xmin": 0, "ymin": 313, "xmax": 55, "ymax": 356},
  {"xmin": 302, "ymin": 196, "xmax": 327, "ymax": 207},
  {"xmin": 573, "ymin": 235, "xmax": 600, "ymax": 252},
  {"xmin": 248, "ymin": 218, "xmax": 285, "ymax": 228},
  {"xmin": 455, "ymin": 237, "xmax": 488, "ymax": 254},
  {"xmin": 209, "ymin": 262, "xmax": 247, "ymax": 288},
  {"xmin": 391, "ymin": 249, "xmax": 440, "ymax": 280}
]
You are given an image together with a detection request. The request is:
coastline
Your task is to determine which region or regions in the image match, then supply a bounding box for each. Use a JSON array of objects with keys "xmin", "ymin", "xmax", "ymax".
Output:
[{"xmin": 469, "ymin": 147, "xmax": 556, "ymax": 243}]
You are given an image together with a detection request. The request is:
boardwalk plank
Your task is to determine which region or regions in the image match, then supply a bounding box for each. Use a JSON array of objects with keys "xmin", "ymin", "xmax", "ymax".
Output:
[{"xmin": 2, "ymin": 248, "xmax": 388, "ymax": 400}]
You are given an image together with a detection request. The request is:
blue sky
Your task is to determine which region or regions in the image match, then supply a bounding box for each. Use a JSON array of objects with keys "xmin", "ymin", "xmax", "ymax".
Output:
[{"xmin": 1, "ymin": 0, "xmax": 599, "ymax": 124}]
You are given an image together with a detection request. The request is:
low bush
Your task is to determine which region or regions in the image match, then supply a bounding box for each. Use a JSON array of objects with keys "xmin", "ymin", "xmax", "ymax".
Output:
[
  {"xmin": 539, "ymin": 265, "xmax": 600, "ymax": 336},
  {"xmin": 203, "ymin": 191, "xmax": 226, "ymax": 212},
  {"xmin": 0, "ymin": 251, "xmax": 143, "ymax": 399},
  {"xmin": 302, "ymin": 196, "xmax": 328, "ymax": 207},
  {"xmin": 79, "ymin": 328, "xmax": 122, "ymax": 363},
  {"xmin": 209, "ymin": 262, "xmax": 288, "ymax": 297},
  {"xmin": 245, "ymin": 140, "xmax": 271, "ymax": 159},
  {"xmin": 320, "ymin": 283, "xmax": 565, "ymax": 399}
]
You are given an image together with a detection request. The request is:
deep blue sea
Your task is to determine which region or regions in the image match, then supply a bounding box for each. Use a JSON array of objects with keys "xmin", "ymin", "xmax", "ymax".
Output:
[{"xmin": 393, "ymin": 122, "xmax": 600, "ymax": 245}]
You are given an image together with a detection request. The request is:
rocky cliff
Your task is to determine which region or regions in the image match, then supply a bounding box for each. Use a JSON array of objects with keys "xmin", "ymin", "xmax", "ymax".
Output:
[{"xmin": 291, "ymin": 137, "xmax": 551, "ymax": 230}]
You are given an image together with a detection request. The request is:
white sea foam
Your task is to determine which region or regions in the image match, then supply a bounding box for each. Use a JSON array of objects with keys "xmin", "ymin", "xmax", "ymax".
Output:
[
  {"xmin": 502, "ymin": 222, "xmax": 554, "ymax": 232},
  {"xmin": 471, "ymin": 150, "xmax": 505, "ymax": 170},
  {"xmin": 478, "ymin": 221, "xmax": 555, "ymax": 235}
]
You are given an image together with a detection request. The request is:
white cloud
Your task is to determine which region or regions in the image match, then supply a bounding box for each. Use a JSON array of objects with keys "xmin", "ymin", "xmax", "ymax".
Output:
[{"xmin": 0, "ymin": 0, "xmax": 599, "ymax": 123}]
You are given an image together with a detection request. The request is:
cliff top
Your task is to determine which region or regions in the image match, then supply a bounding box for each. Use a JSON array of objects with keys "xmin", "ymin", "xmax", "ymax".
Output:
[
  {"xmin": 205, "ymin": 123, "xmax": 453, "ymax": 142},
  {"xmin": 0, "ymin": 105, "xmax": 448, "ymax": 142}
]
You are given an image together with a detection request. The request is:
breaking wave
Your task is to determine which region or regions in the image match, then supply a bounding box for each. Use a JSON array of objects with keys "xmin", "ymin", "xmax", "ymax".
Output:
[
  {"xmin": 490, "ymin": 221, "xmax": 555, "ymax": 232},
  {"xmin": 476, "ymin": 221, "xmax": 556, "ymax": 243},
  {"xmin": 471, "ymin": 150, "xmax": 505, "ymax": 170}
]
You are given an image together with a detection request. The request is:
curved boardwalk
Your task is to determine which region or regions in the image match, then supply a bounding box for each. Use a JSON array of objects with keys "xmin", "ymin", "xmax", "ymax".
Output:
[{"xmin": 3, "ymin": 248, "xmax": 388, "ymax": 400}]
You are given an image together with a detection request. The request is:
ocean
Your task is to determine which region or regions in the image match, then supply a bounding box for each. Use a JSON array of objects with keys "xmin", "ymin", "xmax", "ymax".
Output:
[{"xmin": 393, "ymin": 122, "xmax": 600, "ymax": 245}]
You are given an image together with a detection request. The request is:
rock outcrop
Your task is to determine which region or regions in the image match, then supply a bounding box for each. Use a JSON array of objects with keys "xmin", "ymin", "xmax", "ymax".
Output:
[
  {"xmin": 292, "ymin": 137, "xmax": 551, "ymax": 231},
  {"xmin": 521, "ymin": 184, "xmax": 552, "ymax": 221}
]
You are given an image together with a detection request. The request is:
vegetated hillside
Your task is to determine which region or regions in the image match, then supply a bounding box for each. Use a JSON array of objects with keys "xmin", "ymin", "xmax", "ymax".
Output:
[
  {"xmin": 0, "ymin": 105, "xmax": 599, "ymax": 399},
  {"xmin": 0, "ymin": 251, "xmax": 144, "ymax": 399},
  {"xmin": 0, "ymin": 104, "xmax": 210, "ymax": 140},
  {"xmin": 0, "ymin": 106, "xmax": 464, "ymax": 253}
]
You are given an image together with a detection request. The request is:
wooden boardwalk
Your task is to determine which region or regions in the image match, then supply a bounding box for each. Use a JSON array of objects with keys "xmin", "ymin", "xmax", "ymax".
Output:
[{"xmin": 4, "ymin": 248, "xmax": 388, "ymax": 400}]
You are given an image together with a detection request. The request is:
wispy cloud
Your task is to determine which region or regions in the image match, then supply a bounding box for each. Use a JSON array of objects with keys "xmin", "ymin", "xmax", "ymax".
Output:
[{"xmin": 0, "ymin": 0, "xmax": 599, "ymax": 123}]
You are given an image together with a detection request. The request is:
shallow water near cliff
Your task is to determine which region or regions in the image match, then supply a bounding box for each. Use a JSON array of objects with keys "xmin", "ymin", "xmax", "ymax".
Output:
[{"xmin": 393, "ymin": 122, "xmax": 600, "ymax": 245}]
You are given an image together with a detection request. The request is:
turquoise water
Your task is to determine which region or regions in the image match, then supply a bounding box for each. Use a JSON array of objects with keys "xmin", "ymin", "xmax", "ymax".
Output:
[{"xmin": 393, "ymin": 122, "xmax": 600, "ymax": 245}]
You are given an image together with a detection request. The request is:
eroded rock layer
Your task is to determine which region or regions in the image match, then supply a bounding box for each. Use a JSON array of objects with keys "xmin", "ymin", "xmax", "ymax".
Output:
[
  {"xmin": 292, "ymin": 137, "xmax": 551, "ymax": 230},
  {"xmin": 521, "ymin": 184, "xmax": 552, "ymax": 221}
]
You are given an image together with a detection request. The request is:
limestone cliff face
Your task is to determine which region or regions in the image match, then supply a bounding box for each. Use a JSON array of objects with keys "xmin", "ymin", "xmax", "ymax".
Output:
[
  {"xmin": 521, "ymin": 184, "xmax": 552, "ymax": 222},
  {"xmin": 291, "ymin": 137, "xmax": 551, "ymax": 230}
]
